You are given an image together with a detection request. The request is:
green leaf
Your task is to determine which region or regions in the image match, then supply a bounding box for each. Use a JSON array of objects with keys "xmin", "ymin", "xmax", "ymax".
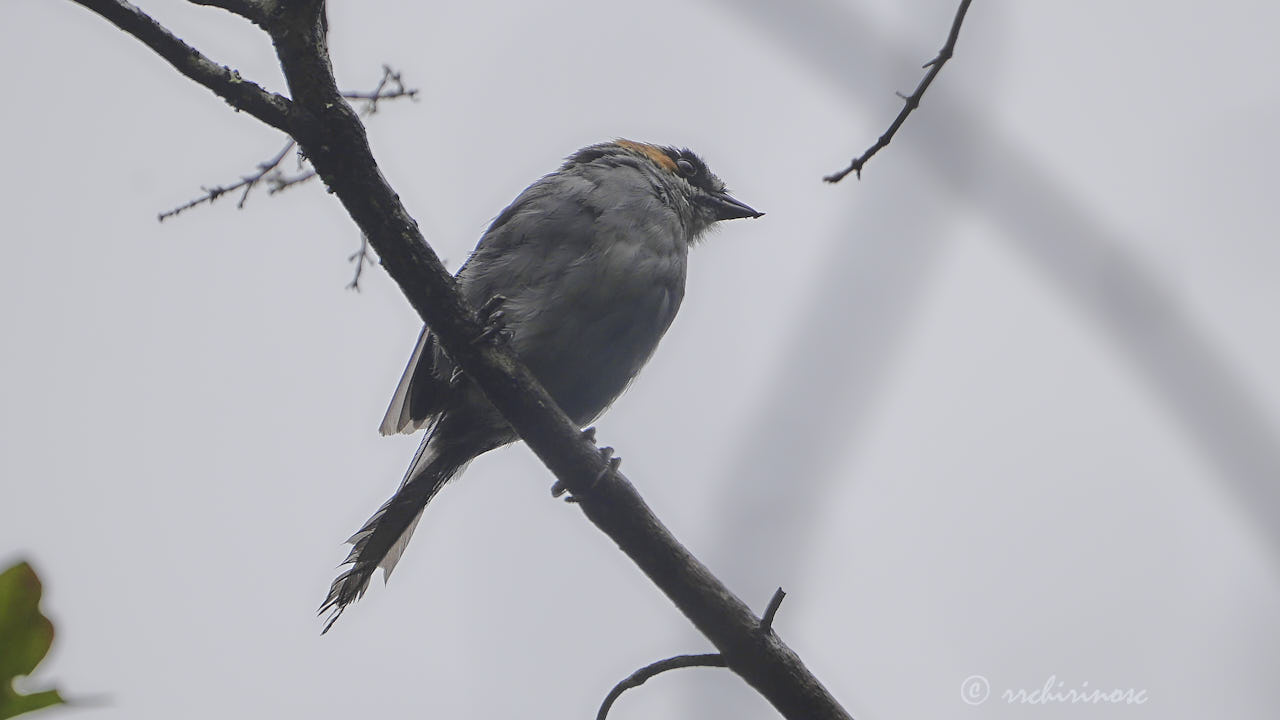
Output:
[
  {"xmin": 0, "ymin": 562, "xmax": 65, "ymax": 719},
  {"xmin": 0, "ymin": 691, "xmax": 63, "ymax": 720}
]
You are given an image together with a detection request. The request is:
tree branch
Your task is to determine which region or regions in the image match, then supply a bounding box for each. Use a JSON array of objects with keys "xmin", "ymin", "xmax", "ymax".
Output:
[
  {"xmin": 824, "ymin": 0, "xmax": 972, "ymax": 182},
  {"xmin": 760, "ymin": 587, "xmax": 787, "ymax": 631},
  {"xmin": 69, "ymin": 0, "xmax": 292, "ymax": 132},
  {"xmin": 341, "ymin": 64, "xmax": 419, "ymax": 114},
  {"xmin": 156, "ymin": 66, "xmax": 417, "ymax": 222},
  {"xmin": 188, "ymin": 0, "xmax": 270, "ymax": 29},
  {"xmin": 597, "ymin": 654, "xmax": 729, "ymax": 720},
  {"xmin": 158, "ymin": 138, "xmax": 298, "ymax": 221},
  {"xmin": 346, "ymin": 233, "xmax": 374, "ymax": 291},
  {"xmin": 66, "ymin": 2, "xmax": 853, "ymax": 718},
  {"xmin": 596, "ymin": 588, "xmax": 790, "ymax": 720}
]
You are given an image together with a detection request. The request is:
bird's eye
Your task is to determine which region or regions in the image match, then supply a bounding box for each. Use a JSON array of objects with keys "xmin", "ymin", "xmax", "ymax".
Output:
[{"xmin": 676, "ymin": 158, "xmax": 697, "ymax": 177}]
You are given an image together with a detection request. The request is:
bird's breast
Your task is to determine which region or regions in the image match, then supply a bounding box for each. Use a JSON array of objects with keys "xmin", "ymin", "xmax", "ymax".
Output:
[{"xmin": 505, "ymin": 223, "xmax": 688, "ymax": 424}]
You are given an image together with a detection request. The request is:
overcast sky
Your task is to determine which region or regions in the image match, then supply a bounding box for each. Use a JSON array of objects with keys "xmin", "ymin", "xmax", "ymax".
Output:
[{"xmin": 4, "ymin": 1, "xmax": 1279, "ymax": 718}]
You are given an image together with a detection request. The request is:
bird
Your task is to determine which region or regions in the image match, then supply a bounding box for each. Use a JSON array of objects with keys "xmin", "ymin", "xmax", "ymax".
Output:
[{"xmin": 320, "ymin": 139, "xmax": 762, "ymax": 631}]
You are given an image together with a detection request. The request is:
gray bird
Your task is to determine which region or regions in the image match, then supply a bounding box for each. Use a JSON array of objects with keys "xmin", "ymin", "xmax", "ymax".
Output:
[{"xmin": 320, "ymin": 140, "xmax": 761, "ymax": 631}]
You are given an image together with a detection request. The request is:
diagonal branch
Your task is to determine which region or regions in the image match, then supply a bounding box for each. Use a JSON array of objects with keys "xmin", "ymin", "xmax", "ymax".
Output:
[
  {"xmin": 66, "ymin": 2, "xmax": 854, "ymax": 718},
  {"xmin": 267, "ymin": 16, "xmax": 852, "ymax": 718},
  {"xmin": 69, "ymin": 0, "xmax": 292, "ymax": 132},
  {"xmin": 824, "ymin": 0, "xmax": 972, "ymax": 182}
]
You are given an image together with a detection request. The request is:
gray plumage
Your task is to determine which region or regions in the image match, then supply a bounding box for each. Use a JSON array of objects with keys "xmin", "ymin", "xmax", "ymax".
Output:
[{"xmin": 321, "ymin": 140, "xmax": 760, "ymax": 631}]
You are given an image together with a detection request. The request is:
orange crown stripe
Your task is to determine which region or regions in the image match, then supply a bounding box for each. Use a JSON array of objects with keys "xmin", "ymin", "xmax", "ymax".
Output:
[{"xmin": 616, "ymin": 139, "xmax": 677, "ymax": 173}]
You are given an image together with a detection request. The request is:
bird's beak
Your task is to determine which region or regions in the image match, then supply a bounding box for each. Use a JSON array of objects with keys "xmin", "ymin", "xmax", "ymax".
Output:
[{"xmin": 709, "ymin": 191, "xmax": 764, "ymax": 221}]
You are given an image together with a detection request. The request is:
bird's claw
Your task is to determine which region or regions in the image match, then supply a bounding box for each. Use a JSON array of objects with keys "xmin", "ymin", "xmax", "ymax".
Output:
[
  {"xmin": 580, "ymin": 426, "xmax": 597, "ymax": 443},
  {"xmin": 552, "ymin": 445, "xmax": 621, "ymax": 501},
  {"xmin": 474, "ymin": 295, "xmax": 512, "ymax": 345},
  {"xmin": 479, "ymin": 294, "xmax": 507, "ymax": 317},
  {"xmin": 596, "ymin": 448, "xmax": 622, "ymax": 484}
]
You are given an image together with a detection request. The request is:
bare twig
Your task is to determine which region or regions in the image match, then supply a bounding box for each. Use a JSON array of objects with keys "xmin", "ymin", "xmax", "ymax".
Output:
[
  {"xmin": 159, "ymin": 139, "xmax": 297, "ymax": 221},
  {"xmin": 342, "ymin": 64, "xmax": 419, "ymax": 115},
  {"xmin": 158, "ymin": 66, "xmax": 418, "ymax": 221},
  {"xmin": 760, "ymin": 587, "xmax": 786, "ymax": 632},
  {"xmin": 346, "ymin": 233, "xmax": 375, "ymax": 291},
  {"xmin": 266, "ymin": 170, "xmax": 318, "ymax": 195},
  {"xmin": 597, "ymin": 654, "xmax": 728, "ymax": 720},
  {"xmin": 596, "ymin": 588, "xmax": 789, "ymax": 720},
  {"xmin": 824, "ymin": 0, "xmax": 972, "ymax": 183}
]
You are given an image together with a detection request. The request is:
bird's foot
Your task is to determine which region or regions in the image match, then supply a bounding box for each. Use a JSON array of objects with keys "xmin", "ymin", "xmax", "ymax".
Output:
[
  {"xmin": 555, "ymin": 446, "xmax": 621, "ymax": 502},
  {"xmin": 474, "ymin": 295, "xmax": 512, "ymax": 345},
  {"xmin": 596, "ymin": 447, "xmax": 622, "ymax": 484}
]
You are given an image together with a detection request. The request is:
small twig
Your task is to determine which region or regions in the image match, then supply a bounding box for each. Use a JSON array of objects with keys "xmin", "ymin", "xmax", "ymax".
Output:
[
  {"xmin": 158, "ymin": 66, "xmax": 419, "ymax": 222},
  {"xmin": 346, "ymin": 233, "xmax": 376, "ymax": 291},
  {"xmin": 158, "ymin": 138, "xmax": 297, "ymax": 221},
  {"xmin": 824, "ymin": 0, "xmax": 972, "ymax": 183},
  {"xmin": 760, "ymin": 587, "xmax": 786, "ymax": 632},
  {"xmin": 341, "ymin": 64, "xmax": 418, "ymax": 116},
  {"xmin": 596, "ymin": 654, "xmax": 728, "ymax": 720},
  {"xmin": 266, "ymin": 169, "xmax": 318, "ymax": 195},
  {"xmin": 595, "ymin": 588, "xmax": 789, "ymax": 720}
]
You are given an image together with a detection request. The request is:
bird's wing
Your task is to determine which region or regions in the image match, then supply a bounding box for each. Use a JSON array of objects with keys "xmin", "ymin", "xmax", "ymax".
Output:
[
  {"xmin": 380, "ymin": 177, "xmax": 596, "ymax": 437},
  {"xmin": 378, "ymin": 325, "xmax": 450, "ymax": 436}
]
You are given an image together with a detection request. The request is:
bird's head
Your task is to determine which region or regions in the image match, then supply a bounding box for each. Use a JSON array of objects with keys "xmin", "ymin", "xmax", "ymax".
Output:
[{"xmin": 565, "ymin": 140, "xmax": 763, "ymax": 239}]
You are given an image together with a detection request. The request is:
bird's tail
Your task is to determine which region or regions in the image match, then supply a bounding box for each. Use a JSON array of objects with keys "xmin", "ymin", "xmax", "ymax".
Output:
[{"xmin": 319, "ymin": 440, "xmax": 468, "ymax": 633}]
